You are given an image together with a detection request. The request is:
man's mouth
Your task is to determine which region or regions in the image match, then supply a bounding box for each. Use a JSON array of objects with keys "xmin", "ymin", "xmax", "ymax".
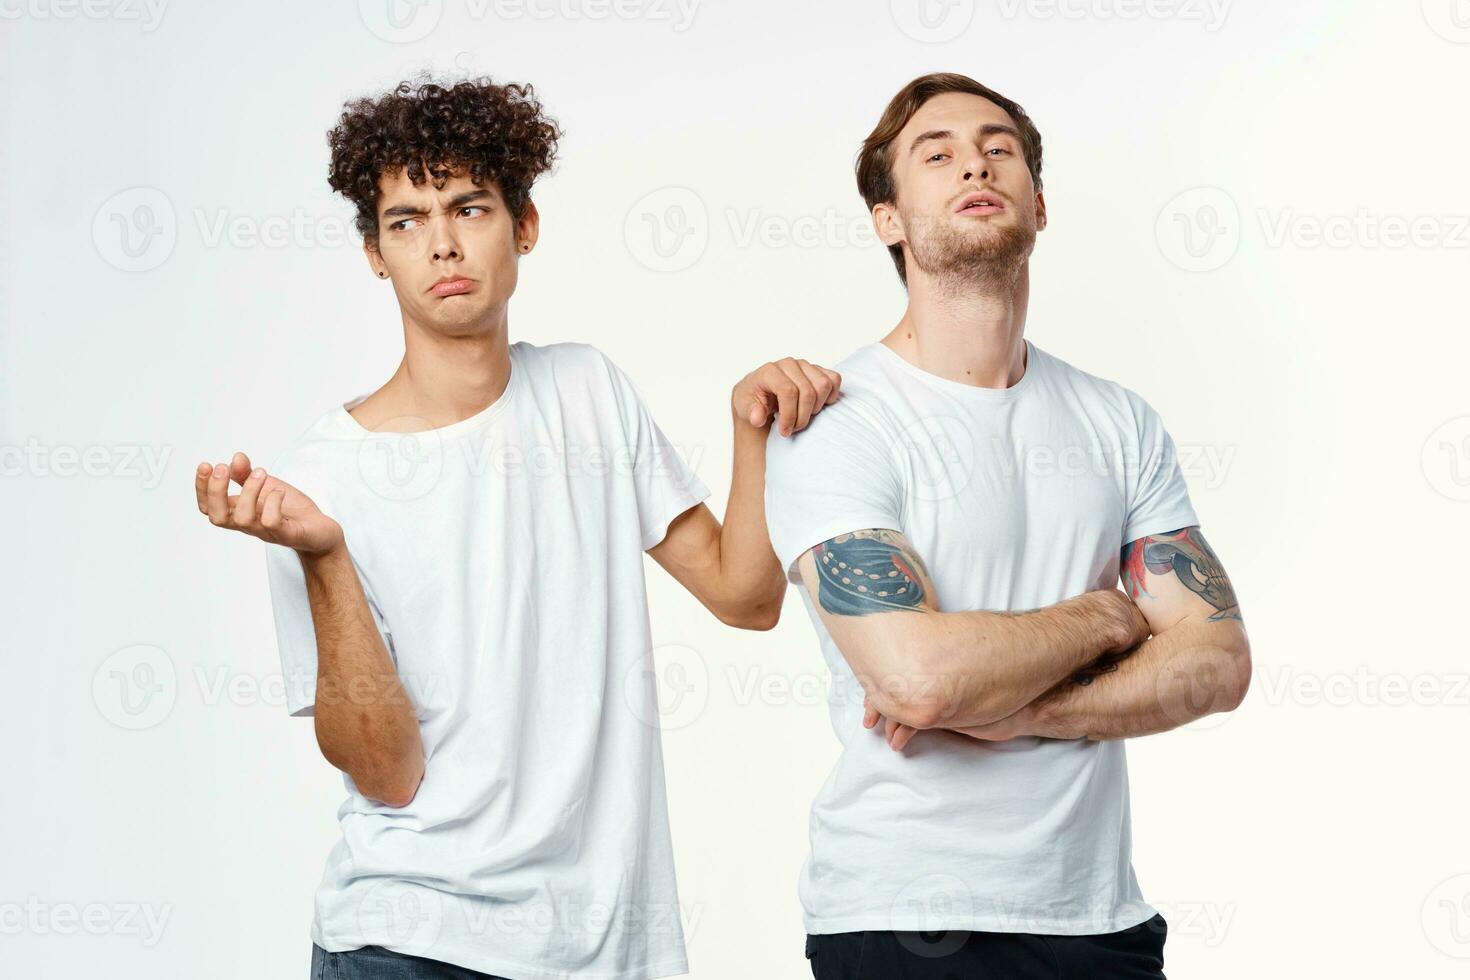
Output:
[
  {"xmin": 955, "ymin": 192, "xmax": 1005, "ymax": 216},
  {"xmin": 429, "ymin": 277, "xmax": 474, "ymax": 297}
]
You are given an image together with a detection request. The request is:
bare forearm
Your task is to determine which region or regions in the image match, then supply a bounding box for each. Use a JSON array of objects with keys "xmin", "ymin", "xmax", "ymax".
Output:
[
  {"xmin": 803, "ymin": 530, "xmax": 1142, "ymax": 729},
  {"xmin": 865, "ymin": 590, "xmax": 1137, "ymax": 729},
  {"xmin": 1028, "ymin": 618, "xmax": 1251, "ymax": 740},
  {"xmin": 712, "ymin": 418, "xmax": 785, "ymax": 623},
  {"xmin": 300, "ymin": 545, "xmax": 424, "ymax": 806}
]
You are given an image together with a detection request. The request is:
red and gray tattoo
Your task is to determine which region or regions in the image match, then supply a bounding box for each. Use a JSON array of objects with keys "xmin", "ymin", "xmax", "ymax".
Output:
[{"xmin": 1121, "ymin": 525, "xmax": 1241, "ymax": 622}]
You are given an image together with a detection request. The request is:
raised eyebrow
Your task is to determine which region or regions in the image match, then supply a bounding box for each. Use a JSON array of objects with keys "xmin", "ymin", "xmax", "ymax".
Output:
[
  {"xmin": 909, "ymin": 123, "xmax": 1022, "ymax": 157},
  {"xmin": 380, "ymin": 189, "xmax": 495, "ymax": 220}
]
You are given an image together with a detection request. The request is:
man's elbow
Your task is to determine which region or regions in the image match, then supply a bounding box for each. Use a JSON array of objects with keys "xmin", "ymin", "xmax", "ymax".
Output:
[
  {"xmin": 885, "ymin": 698, "xmax": 947, "ymax": 730},
  {"xmin": 713, "ymin": 579, "xmax": 786, "ymax": 631},
  {"xmin": 1192, "ymin": 626, "xmax": 1252, "ymax": 716},
  {"xmin": 359, "ymin": 760, "xmax": 424, "ymax": 808},
  {"xmin": 1220, "ymin": 638, "xmax": 1253, "ymax": 712},
  {"xmin": 863, "ymin": 654, "xmax": 951, "ymax": 729},
  {"xmin": 719, "ymin": 601, "xmax": 782, "ymax": 631},
  {"xmin": 316, "ymin": 721, "xmax": 425, "ymax": 807}
]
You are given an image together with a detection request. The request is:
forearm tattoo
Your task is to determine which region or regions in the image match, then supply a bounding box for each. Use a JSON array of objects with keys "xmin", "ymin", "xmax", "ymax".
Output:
[
  {"xmin": 1122, "ymin": 525, "xmax": 1241, "ymax": 622},
  {"xmin": 1070, "ymin": 648, "xmax": 1132, "ymax": 686},
  {"xmin": 813, "ymin": 530, "xmax": 928, "ymax": 616}
]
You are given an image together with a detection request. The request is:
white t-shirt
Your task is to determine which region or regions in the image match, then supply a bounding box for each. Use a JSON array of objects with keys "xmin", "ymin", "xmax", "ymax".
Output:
[
  {"xmin": 763, "ymin": 338, "xmax": 1198, "ymax": 936},
  {"xmin": 264, "ymin": 340, "xmax": 709, "ymax": 980}
]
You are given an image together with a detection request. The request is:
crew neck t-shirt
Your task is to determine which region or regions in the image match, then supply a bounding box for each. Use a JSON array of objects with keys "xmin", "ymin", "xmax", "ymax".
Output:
[
  {"xmin": 763, "ymin": 338, "xmax": 1199, "ymax": 936},
  {"xmin": 264, "ymin": 340, "xmax": 709, "ymax": 980}
]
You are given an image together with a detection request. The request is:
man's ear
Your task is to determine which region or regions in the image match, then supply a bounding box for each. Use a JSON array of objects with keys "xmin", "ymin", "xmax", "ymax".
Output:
[
  {"xmin": 1034, "ymin": 191, "xmax": 1047, "ymax": 232},
  {"xmin": 515, "ymin": 199, "xmax": 541, "ymax": 253},
  {"xmin": 872, "ymin": 202, "xmax": 905, "ymax": 248},
  {"xmin": 362, "ymin": 239, "xmax": 387, "ymax": 278}
]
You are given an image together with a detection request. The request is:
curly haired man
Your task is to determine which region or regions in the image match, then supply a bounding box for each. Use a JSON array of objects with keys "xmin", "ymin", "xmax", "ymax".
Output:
[{"xmin": 193, "ymin": 76, "xmax": 841, "ymax": 980}]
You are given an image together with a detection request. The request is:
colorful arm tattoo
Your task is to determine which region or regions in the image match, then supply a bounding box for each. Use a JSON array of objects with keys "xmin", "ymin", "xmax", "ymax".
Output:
[
  {"xmin": 1121, "ymin": 525, "xmax": 1242, "ymax": 622},
  {"xmin": 812, "ymin": 529, "xmax": 929, "ymax": 617},
  {"xmin": 1069, "ymin": 526, "xmax": 1241, "ymax": 687}
]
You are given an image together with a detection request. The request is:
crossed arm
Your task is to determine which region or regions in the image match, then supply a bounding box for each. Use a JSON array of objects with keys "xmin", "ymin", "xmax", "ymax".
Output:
[
  {"xmin": 796, "ymin": 526, "xmax": 1251, "ymax": 746},
  {"xmin": 1003, "ymin": 526, "xmax": 1252, "ymax": 741}
]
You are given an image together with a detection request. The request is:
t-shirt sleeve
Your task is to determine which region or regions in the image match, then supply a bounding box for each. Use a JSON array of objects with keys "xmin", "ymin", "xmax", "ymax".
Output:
[
  {"xmin": 600, "ymin": 352, "xmax": 712, "ymax": 551},
  {"xmin": 763, "ymin": 397, "xmax": 905, "ymax": 583},
  {"xmin": 1122, "ymin": 391, "xmax": 1200, "ymax": 544}
]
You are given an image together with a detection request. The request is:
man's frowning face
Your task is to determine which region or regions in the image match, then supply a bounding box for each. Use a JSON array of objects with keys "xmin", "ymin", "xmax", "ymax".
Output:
[
  {"xmin": 878, "ymin": 92, "xmax": 1046, "ymax": 287},
  {"xmin": 367, "ymin": 168, "xmax": 538, "ymax": 335}
]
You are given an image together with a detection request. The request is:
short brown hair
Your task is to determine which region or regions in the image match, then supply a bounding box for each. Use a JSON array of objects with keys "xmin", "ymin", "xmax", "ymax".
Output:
[
  {"xmin": 855, "ymin": 73, "xmax": 1044, "ymax": 285},
  {"xmin": 327, "ymin": 75, "xmax": 561, "ymax": 246}
]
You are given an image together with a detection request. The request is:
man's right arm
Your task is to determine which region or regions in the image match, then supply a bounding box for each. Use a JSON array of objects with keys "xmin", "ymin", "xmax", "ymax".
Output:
[
  {"xmin": 793, "ymin": 528, "xmax": 1148, "ymax": 732},
  {"xmin": 197, "ymin": 452, "xmax": 424, "ymax": 807},
  {"xmin": 297, "ymin": 545, "xmax": 424, "ymax": 807}
]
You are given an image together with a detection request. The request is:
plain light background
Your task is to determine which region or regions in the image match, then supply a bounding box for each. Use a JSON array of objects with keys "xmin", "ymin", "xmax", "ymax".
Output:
[{"xmin": 3, "ymin": 1, "xmax": 1468, "ymax": 976}]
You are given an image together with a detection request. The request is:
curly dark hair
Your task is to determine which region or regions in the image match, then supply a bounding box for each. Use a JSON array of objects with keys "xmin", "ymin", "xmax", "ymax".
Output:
[{"xmin": 327, "ymin": 75, "xmax": 561, "ymax": 245}]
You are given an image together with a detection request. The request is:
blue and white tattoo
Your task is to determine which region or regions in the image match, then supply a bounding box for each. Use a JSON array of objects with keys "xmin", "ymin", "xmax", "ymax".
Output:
[{"xmin": 813, "ymin": 530, "xmax": 928, "ymax": 616}]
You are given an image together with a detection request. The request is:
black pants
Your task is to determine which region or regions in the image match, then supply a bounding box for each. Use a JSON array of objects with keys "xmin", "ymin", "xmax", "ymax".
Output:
[{"xmin": 805, "ymin": 913, "xmax": 1167, "ymax": 979}]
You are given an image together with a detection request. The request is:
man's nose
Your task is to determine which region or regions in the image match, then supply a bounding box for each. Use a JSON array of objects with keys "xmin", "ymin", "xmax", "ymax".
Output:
[
  {"xmin": 962, "ymin": 161, "xmax": 990, "ymax": 183},
  {"xmin": 429, "ymin": 215, "xmax": 461, "ymax": 261}
]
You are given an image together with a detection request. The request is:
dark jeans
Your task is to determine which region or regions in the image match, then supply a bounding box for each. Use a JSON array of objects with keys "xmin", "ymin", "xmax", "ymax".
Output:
[
  {"xmin": 311, "ymin": 943, "xmax": 509, "ymax": 980},
  {"xmin": 806, "ymin": 912, "xmax": 1167, "ymax": 979}
]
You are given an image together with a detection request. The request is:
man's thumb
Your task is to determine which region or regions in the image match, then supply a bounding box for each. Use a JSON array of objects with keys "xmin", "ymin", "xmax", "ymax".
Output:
[{"xmin": 747, "ymin": 390, "xmax": 771, "ymax": 428}]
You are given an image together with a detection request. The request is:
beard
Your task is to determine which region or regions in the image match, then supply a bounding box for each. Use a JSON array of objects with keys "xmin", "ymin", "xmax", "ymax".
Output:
[{"xmin": 904, "ymin": 208, "xmax": 1036, "ymax": 292}]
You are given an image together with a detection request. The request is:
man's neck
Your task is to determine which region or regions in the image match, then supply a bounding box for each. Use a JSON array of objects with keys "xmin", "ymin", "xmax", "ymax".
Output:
[
  {"xmin": 350, "ymin": 314, "xmax": 513, "ymax": 433},
  {"xmin": 881, "ymin": 263, "xmax": 1030, "ymax": 390}
]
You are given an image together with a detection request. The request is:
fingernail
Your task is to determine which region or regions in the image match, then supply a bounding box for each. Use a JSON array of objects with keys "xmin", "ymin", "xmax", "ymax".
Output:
[{"xmin": 213, "ymin": 464, "xmax": 226, "ymax": 477}]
